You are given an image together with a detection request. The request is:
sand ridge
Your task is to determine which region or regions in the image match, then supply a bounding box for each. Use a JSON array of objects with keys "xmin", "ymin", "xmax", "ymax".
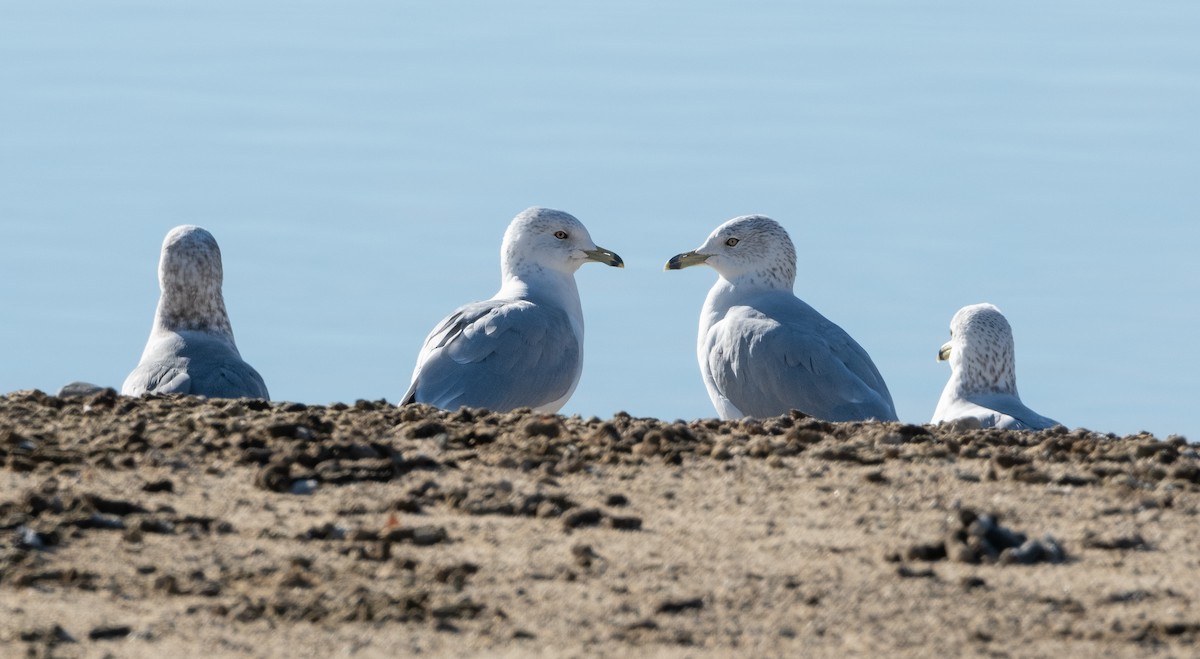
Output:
[{"xmin": 1, "ymin": 389, "xmax": 1197, "ymax": 657}]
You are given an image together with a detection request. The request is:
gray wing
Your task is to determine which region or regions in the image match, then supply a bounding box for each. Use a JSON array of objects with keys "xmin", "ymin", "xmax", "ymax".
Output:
[
  {"xmin": 403, "ymin": 299, "xmax": 581, "ymax": 412},
  {"xmin": 122, "ymin": 332, "xmax": 269, "ymax": 399},
  {"xmin": 706, "ymin": 296, "xmax": 897, "ymax": 422},
  {"xmin": 959, "ymin": 393, "xmax": 1059, "ymax": 430}
]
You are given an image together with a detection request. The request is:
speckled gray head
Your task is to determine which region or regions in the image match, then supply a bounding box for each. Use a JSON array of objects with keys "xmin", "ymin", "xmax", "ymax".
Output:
[
  {"xmin": 155, "ymin": 225, "xmax": 233, "ymax": 336},
  {"xmin": 501, "ymin": 207, "xmax": 624, "ymax": 276},
  {"xmin": 665, "ymin": 215, "xmax": 797, "ymax": 288},
  {"xmin": 938, "ymin": 303, "xmax": 1018, "ymax": 395}
]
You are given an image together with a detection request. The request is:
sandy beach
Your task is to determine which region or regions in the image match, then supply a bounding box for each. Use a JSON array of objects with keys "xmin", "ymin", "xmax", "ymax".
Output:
[{"xmin": 1, "ymin": 389, "xmax": 1197, "ymax": 657}]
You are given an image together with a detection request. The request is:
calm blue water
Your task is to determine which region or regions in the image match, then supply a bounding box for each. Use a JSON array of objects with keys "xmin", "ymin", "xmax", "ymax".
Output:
[{"xmin": 2, "ymin": 1, "xmax": 1197, "ymax": 441}]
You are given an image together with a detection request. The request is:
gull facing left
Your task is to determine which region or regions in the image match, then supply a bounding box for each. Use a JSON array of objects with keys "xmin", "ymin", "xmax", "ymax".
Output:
[
  {"xmin": 931, "ymin": 303, "xmax": 1059, "ymax": 430},
  {"xmin": 666, "ymin": 215, "xmax": 897, "ymax": 422}
]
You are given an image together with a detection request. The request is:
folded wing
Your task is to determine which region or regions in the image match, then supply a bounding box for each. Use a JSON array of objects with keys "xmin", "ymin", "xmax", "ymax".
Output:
[
  {"xmin": 705, "ymin": 298, "xmax": 897, "ymax": 422},
  {"xmin": 404, "ymin": 299, "xmax": 581, "ymax": 411}
]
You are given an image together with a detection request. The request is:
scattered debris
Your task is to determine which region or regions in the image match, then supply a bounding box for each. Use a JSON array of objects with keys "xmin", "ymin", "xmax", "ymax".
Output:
[{"xmin": 899, "ymin": 509, "xmax": 1068, "ymax": 566}]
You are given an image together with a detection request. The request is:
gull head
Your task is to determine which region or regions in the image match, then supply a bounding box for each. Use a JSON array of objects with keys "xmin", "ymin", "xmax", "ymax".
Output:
[
  {"xmin": 156, "ymin": 225, "xmax": 232, "ymax": 334},
  {"xmin": 160, "ymin": 225, "xmax": 224, "ymax": 292},
  {"xmin": 665, "ymin": 215, "xmax": 796, "ymax": 289},
  {"xmin": 938, "ymin": 303, "xmax": 1018, "ymax": 395},
  {"xmin": 502, "ymin": 207, "xmax": 623, "ymax": 276}
]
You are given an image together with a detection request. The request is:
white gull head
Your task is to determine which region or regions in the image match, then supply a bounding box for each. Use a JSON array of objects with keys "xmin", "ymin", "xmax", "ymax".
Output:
[
  {"xmin": 500, "ymin": 207, "xmax": 623, "ymax": 282},
  {"xmin": 938, "ymin": 303, "xmax": 1018, "ymax": 396},
  {"xmin": 665, "ymin": 214, "xmax": 796, "ymax": 290}
]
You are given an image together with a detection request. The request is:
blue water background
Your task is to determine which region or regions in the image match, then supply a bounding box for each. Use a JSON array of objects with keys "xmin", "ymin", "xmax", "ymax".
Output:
[{"xmin": 2, "ymin": 1, "xmax": 1197, "ymax": 440}]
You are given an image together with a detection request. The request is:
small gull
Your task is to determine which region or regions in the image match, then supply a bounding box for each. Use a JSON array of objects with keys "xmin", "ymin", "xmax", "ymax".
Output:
[
  {"xmin": 931, "ymin": 303, "xmax": 1058, "ymax": 430},
  {"xmin": 402, "ymin": 207, "xmax": 623, "ymax": 412},
  {"xmin": 121, "ymin": 225, "xmax": 269, "ymax": 399},
  {"xmin": 666, "ymin": 215, "xmax": 897, "ymax": 422}
]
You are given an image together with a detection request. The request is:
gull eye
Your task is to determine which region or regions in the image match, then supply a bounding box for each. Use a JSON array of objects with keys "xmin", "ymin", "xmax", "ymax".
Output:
[
  {"xmin": 725, "ymin": 237, "xmax": 739, "ymax": 247},
  {"xmin": 554, "ymin": 231, "xmax": 569, "ymax": 240}
]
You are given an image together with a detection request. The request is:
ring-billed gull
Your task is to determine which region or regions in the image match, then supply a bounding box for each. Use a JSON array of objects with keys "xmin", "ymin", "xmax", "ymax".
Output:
[
  {"xmin": 121, "ymin": 226, "xmax": 269, "ymax": 399},
  {"xmin": 666, "ymin": 215, "xmax": 897, "ymax": 422},
  {"xmin": 931, "ymin": 303, "xmax": 1058, "ymax": 430},
  {"xmin": 402, "ymin": 207, "xmax": 623, "ymax": 413}
]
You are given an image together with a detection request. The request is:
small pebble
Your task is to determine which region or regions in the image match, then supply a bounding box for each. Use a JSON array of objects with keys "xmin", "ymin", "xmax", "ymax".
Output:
[{"xmin": 289, "ymin": 479, "xmax": 319, "ymax": 496}]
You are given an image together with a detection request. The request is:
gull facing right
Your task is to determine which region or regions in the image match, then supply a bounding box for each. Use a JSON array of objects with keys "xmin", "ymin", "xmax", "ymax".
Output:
[{"xmin": 403, "ymin": 207, "xmax": 623, "ymax": 413}]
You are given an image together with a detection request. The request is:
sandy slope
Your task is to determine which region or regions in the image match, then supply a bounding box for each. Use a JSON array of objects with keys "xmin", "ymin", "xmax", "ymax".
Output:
[{"xmin": 1, "ymin": 389, "xmax": 1197, "ymax": 657}]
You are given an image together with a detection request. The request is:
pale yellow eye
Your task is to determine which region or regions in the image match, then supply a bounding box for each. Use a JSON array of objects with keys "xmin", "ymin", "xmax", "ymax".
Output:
[
  {"xmin": 554, "ymin": 231, "xmax": 568, "ymax": 240},
  {"xmin": 725, "ymin": 237, "xmax": 739, "ymax": 247}
]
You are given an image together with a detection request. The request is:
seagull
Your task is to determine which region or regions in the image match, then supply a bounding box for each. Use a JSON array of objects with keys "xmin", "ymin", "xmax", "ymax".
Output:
[
  {"xmin": 666, "ymin": 215, "xmax": 897, "ymax": 422},
  {"xmin": 931, "ymin": 303, "xmax": 1058, "ymax": 430},
  {"xmin": 402, "ymin": 207, "xmax": 623, "ymax": 413},
  {"xmin": 122, "ymin": 225, "xmax": 268, "ymax": 399}
]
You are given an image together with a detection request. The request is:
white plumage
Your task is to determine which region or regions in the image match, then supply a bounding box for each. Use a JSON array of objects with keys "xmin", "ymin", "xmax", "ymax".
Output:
[
  {"xmin": 122, "ymin": 225, "xmax": 268, "ymax": 399},
  {"xmin": 403, "ymin": 207, "xmax": 623, "ymax": 412},
  {"xmin": 931, "ymin": 303, "xmax": 1058, "ymax": 430},
  {"xmin": 667, "ymin": 215, "xmax": 897, "ymax": 422}
]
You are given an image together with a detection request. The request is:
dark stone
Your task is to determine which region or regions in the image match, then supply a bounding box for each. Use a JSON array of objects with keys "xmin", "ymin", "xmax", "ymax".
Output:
[
  {"xmin": 382, "ymin": 525, "xmax": 449, "ymax": 546},
  {"xmin": 905, "ymin": 542, "xmax": 947, "ymax": 562},
  {"xmin": 656, "ymin": 597, "xmax": 704, "ymax": 614},
  {"xmin": 523, "ymin": 418, "xmax": 561, "ymax": 438},
  {"xmin": 606, "ymin": 515, "xmax": 643, "ymax": 531},
  {"xmin": 411, "ymin": 525, "xmax": 449, "ymax": 546},
  {"xmin": 141, "ymin": 479, "xmax": 175, "ymax": 493},
  {"xmin": 255, "ymin": 461, "xmax": 293, "ymax": 492},
  {"xmin": 409, "ymin": 421, "xmax": 447, "ymax": 439},
  {"xmin": 605, "ymin": 494, "xmax": 629, "ymax": 507},
  {"xmin": 84, "ymin": 494, "xmax": 148, "ymax": 516},
  {"xmin": 961, "ymin": 576, "xmax": 988, "ymax": 590},
  {"xmin": 864, "ymin": 470, "xmax": 889, "ymax": 484},
  {"xmin": 88, "ymin": 625, "xmax": 132, "ymax": 641},
  {"xmin": 1082, "ymin": 533, "xmax": 1151, "ymax": 551},
  {"xmin": 562, "ymin": 507, "xmax": 604, "ymax": 529}
]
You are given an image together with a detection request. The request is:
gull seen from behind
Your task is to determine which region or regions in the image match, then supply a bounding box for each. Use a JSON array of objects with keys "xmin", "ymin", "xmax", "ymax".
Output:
[
  {"xmin": 122, "ymin": 225, "xmax": 269, "ymax": 399},
  {"xmin": 931, "ymin": 303, "xmax": 1059, "ymax": 430}
]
